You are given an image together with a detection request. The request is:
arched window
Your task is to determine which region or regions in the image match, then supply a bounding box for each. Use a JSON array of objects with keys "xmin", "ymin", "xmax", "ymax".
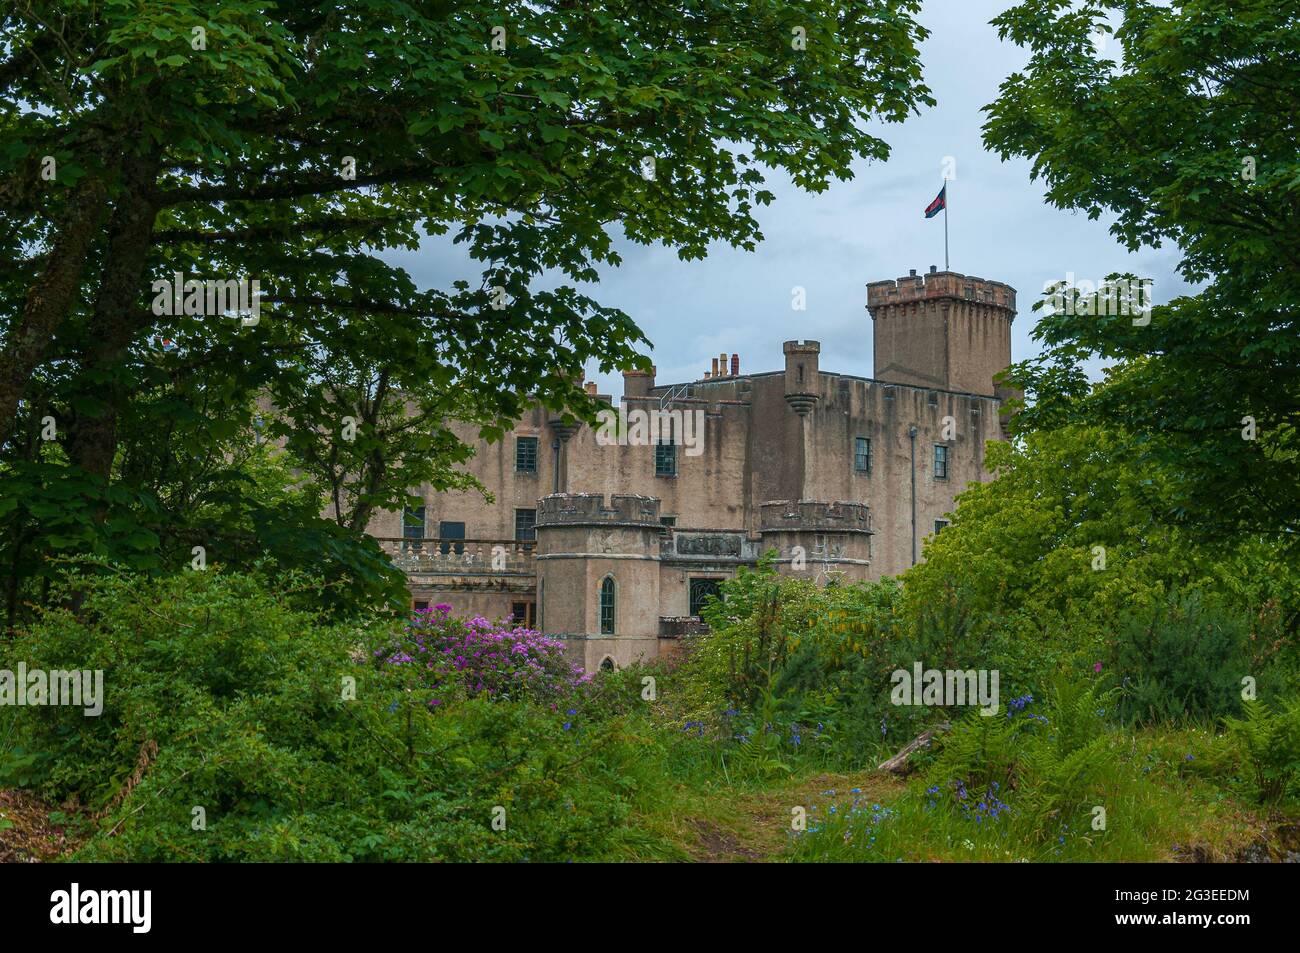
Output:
[
  {"xmin": 600, "ymin": 657, "xmax": 616, "ymax": 672},
  {"xmin": 599, "ymin": 576, "xmax": 616, "ymax": 634}
]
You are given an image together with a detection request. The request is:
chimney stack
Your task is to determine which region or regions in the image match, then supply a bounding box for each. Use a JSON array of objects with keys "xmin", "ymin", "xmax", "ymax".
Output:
[
  {"xmin": 719, "ymin": 353, "xmax": 727, "ymax": 377},
  {"xmin": 622, "ymin": 366, "xmax": 655, "ymax": 398},
  {"xmin": 730, "ymin": 354, "xmax": 740, "ymax": 376},
  {"xmin": 585, "ymin": 381, "xmax": 597, "ymax": 396},
  {"xmin": 711, "ymin": 357, "xmax": 719, "ymax": 378},
  {"xmin": 929, "ymin": 264, "xmax": 938, "ymax": 274}
]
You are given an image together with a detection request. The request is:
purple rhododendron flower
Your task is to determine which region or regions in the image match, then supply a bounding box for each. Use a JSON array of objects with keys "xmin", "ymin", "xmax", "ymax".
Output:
[{"xmin": 372, "ymin": 606, "xmax": 591, "ymax": 704}]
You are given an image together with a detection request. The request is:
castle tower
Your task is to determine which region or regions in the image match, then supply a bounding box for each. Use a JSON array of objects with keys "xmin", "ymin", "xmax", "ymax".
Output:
[
  {"xmin": 867, "ymin": 268, "xmax": 1016, "ymax": 397},
  {"xmin": 535, "ymin": 493, "xmax": 662, "ymax": 671},
  {"xmin": 759, "ymin": 500, "xmax": 872, "ymax": 584},
  {"xmin": 782, "ymin": 340, "xmax": 821, "ymax": 416}
]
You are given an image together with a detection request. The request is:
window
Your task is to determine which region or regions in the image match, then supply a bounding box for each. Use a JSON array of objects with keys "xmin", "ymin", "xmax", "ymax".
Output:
[
  {"xmin": 854, "ymin": 437, "xmax": 872, "ymax": 473},
  {"xmin": 514, "ymin": 508, "xmax": 536, "ymax": 541},
  {"xmin": 659, "ymin": 516, "xmax": 676, "ymax": 536},
  {"xmin": 515, "ymin": 436, "xmax": 538, "ymax": 472},
  {"xmin": 437, "ymin": 520, "xmax": 464, "ymax": 555},
  {"xmin": 510, "ymin": 602, "xmax": 536, "ymax": 627},
  {"xmin": 655, "ymin": 438, "xmax": 677, "ymax": 477},
  {"xmin": 934, "ymin": 519, "xmax": 950, "ymax": 535},
  {"xmin": 402, "ymin": 505, "xmax": 425, "ymax": 551},
  {"xmin": 599, "ymin": 657, "xmax": 616, "ymax": 672},
  {"xmin": 689, "ymin": 578, "xmax": 723, "ymax": 617},
  {"xmin": 933, "ymin": 444, "xmax": 949, "ymax": 480},
  {"xmin": 599, "ymin": 576, "xmax": 615, "ymax": 634},
  {"xmin": 413, "ymin": 600, "xmax": 429, "ymax": 612}
]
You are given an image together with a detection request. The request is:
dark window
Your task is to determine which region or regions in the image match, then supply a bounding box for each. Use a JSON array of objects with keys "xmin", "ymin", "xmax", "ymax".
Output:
[
  {"xmin": 413, "ymin": 600, "xmax": 429, "ymax": 612},
  {"xmin": 599, "ymin": 577, "xmax": 615, "ymax": 634},
  {"xmin": 515, "ymin": 508, "xmax": 536, "ymax": 541},
  {"xmin": 934, "ymin": 444, "xmax": 949, "ymax": 480},
  {"xmin": 515, "ymin": 436, "xmax": 538, "ymax": 472},
  {"xmin": 854, "ymin": 437, "xmax": 871, "ymax": 473},
  {"xmin": 402, "ymin": 505, "xmax": 426, "ymax": 551},
  {"xmin": 510, "ymin": 602, "xmax": 536, "ymax": 627},
  {"xmin": 437, "ymin": 520, "xmax": 464, "ymax": 555},
  {"xmin": 599, "ymin": 657, "xmax": 615, "ymax": 672},
  {"xmin": 659, "ymin": 515, "xmax": 676, "ymax": 536},
  {"xmin": 655, "ymin": 439, "xmax": 677, "ymax": 477},
  {"xmin": 934, "ymin": 519, "xmax": 950, "ymax": 535},
  {"xmin": 689, "ymin": 578, "xmax": 723, "ymax": 617}
]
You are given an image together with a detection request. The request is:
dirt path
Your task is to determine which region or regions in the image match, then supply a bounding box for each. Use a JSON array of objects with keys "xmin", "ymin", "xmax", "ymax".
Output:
[
  {"xmin": 683, "ymin": 770, "xmax": 907, "ymax": 862},
  {"xmin": 0, "ymin": 789, "xmax": 79, "ymax": 863}
]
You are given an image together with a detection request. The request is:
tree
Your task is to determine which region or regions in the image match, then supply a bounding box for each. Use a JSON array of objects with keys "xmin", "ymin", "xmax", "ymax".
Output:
[
  {"xmin": 0, "ymin": 1, "xmax": 933, "ymax": 620},
  {"xmin": 904, "ymin": 422, "xmax": 1300, "ymax": 641},
  {"xmin": 983, "ymin": 0, "xmax": 1300, "ymax": 548}
]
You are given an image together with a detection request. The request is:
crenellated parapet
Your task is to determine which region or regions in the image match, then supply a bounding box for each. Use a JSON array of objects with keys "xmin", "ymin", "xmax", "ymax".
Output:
[
  {"xmin": 759, "ymin": 500, "xmax": 872, "ymax": 535},
  {"xmin": 866, "ymin": 270, "xmax": 1016, "ymax": 317},
  {"xmin": 759, "ymin": 500, "xmax": 872, "ymax": 581},
  {"xmin": 867, "ymin": 268, "xmax": 1017, "ymax": 397},
  {"xmin": 536, "ymin": 493, "xmax": 661, "ymax": 528}
]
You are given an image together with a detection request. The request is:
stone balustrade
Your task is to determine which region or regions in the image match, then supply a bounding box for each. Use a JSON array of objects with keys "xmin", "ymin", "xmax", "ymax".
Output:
[{"xmin": 374, "ymin": 538, "xmax": 536, "ymax": 576}]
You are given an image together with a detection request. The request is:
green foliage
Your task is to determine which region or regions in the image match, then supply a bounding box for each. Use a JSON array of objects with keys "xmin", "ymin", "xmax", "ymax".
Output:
[
  {"xmin": 902, "ymin": 421, "xmax": 1299, "ymax": 697},
  {"xmin": 1224, "ymin": 698, "xmax": 1300, "ymax": 803},
  {"xmin": 0, "ymin": 569, "xmax": 681, "ymax": 861},
  {"xmin": 985, "ymin": 0, "xmax": 1300, "ymax": 547},
  {"xmin": 0, "ymin": 0, "xmax": 934, "ymax": 629},
  {"xmin": 930, "ymin": 678, "xmax": 1115, "ymax": 840},
  {"xmin": 1108, "ymin": 592, "xmax": 1254, "ymax": 726}
]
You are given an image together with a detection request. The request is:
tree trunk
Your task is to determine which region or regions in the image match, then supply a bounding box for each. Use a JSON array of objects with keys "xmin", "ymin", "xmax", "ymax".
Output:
[
  {"xmin": 65, "ymin": 150, "xmax": 162, "ymax": 483},
  {"xmin": 877, "ymin": 723, "xmax": 950, "ymax": 774},
  {"xmin": 0, "ymin": 174, "xmax": 112, "ymax": 447}
]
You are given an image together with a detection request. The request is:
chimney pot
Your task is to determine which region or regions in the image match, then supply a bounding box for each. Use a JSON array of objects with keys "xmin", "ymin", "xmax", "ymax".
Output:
[
  {"xmin": 929, "ymin": 265, "xmax": 938, "ymax": 274},
  {"xmin": 730, "ymin": 354, "xmax": 739, "ymax": 376},
  {"xmin": 719, "ymin": 353, "xmax": 727, "ymax": 377},
  {"xmin": 711, "ymin": 357, "xmax": 719, "ymax": 377},
  {"xmin": 703, "ymin": 370, "xmax": 712, "ymax": 380},
  {"xmin": 909, "ymin": 269, "xmax": 917, "ymax": 277},
  {"xmin": 585, "ymin": 381, "xmax": 597, "ymax": 396}
]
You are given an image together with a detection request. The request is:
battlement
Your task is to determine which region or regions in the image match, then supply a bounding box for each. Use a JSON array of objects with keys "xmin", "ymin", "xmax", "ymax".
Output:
[
  {"xmin": 536, "ymin": 493, "xmax": 661, "ymax": 528},
  {"xmin": 782, "ymin": 340, "xmax": 821, "ymax": 355},
  {"xmin": 867, "ymin": 269, "xmax": 1016, "ymax": 317},
  {"xmin": 759, "ymin": 500, "xmax": 872, "ymax": 534}
]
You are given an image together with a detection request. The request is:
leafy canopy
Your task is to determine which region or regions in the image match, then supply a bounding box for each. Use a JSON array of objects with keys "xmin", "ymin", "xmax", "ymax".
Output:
[
  {"xmin": 0, "ymin": 0, "xmax": 933, "ymax": 619},
  {"xmin": 984, "ymin": 0, "xmax": 1300, "ymax": 546}
]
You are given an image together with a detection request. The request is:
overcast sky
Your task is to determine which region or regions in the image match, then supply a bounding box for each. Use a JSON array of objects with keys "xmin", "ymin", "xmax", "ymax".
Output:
[{"xmin": 389, "ymin": 0, "xmax": 1191, "ymax": 396}]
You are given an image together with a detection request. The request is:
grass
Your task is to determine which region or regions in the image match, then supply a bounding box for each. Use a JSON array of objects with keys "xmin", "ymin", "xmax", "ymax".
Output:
[
  {"xmin": 594, "ymin": 723, "xmax": 1293, "ymax": 863},
  {"xmin": 2, "ymin": 716, "xmax": 1293, "ymax": 864}
]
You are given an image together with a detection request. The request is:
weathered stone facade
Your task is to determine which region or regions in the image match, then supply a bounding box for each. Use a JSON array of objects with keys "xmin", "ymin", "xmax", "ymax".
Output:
[{"xmin": 366, "ymin": 269, "xmax": 1016, "ymax": 671}]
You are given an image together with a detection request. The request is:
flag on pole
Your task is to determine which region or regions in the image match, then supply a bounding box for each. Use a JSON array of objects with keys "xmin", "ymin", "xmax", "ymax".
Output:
[{"xmin": 924, "ymin": 185, "xmax": 947, "ymax": 219}]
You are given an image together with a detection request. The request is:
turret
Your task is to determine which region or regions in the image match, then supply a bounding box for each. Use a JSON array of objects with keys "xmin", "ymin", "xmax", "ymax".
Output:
[{"xmin": 867, "ymin": 268, "xmax": 1015, "ymax": 397}]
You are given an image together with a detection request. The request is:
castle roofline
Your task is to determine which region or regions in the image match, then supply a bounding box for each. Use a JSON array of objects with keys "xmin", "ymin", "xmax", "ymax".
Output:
[
  {"xmin": 638, "ymin": 367, "xmax": 1002, "ymax": 403},
  {"xmin": 866, "ymin": 268, "xmax": 1016, "ymax": 316}
]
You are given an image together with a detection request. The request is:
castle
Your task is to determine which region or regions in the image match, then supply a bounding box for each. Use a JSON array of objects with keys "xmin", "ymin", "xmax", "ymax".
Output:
[{"xmin": 365, "ymin": 269, "xmax": 1018, "ymax": 670}]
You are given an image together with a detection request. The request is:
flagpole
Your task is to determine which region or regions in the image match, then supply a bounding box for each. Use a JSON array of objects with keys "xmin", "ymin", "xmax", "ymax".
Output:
[{"xmin": 944, "ymin": 182, "xmax": 949, "ymax": 271}]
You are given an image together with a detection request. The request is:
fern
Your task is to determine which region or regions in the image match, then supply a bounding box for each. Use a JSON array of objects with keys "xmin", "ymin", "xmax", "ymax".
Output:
[{"xmin": 1224, "ymin": 698, "xmax": 1300, "ymax": 802}]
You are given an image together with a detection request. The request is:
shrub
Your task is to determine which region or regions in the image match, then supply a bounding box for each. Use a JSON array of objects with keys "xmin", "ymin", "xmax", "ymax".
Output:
[
  {"xmin": 1108, "ymin": 591, "xmax": 1252, "ymax": 726},
  {"xmin": 0, "ymin": 568, "xmax": 662, "ymax": 861},
  {"xmin": 368, "ymin": 603, "xmax": 588, "ymax": 704}
]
